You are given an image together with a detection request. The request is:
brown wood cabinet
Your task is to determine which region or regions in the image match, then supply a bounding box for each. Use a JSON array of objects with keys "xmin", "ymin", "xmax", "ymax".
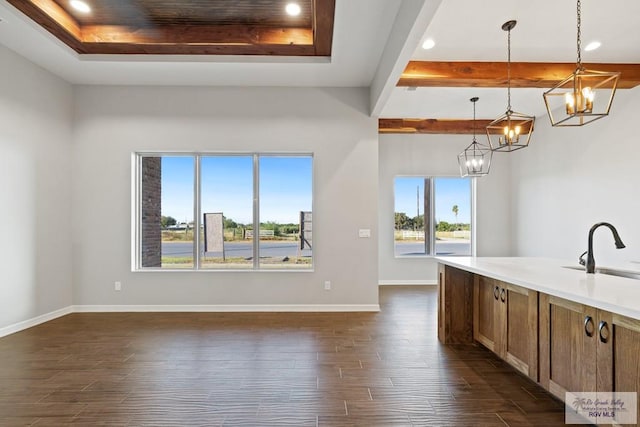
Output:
[
  {"xmin": 438, "ymin": 262, "xmax": 640, "ymax": 426},
  {"xmin": 539, "ymin": 293, "xmax": 597, "ymax": 398},
  {"xmin": 540, "ymin": 294, "xmax": 640, "ymax": 425},
  {"xmin": 437, "ymin": 264, "xmax": 473, "ymax": 344},
  {"xmin": 598, "ymin": 311, "xmax": 640, "ymax": 425},
  {"xmin": 474, "ymin": 275, "xmax": 538, "ymax": 380}
]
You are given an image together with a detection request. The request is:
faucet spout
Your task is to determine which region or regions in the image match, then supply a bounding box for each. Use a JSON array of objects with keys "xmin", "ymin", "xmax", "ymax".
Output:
[{"xmin": 586, "ymin": 222, "xmax": 626, "ymax": 274}]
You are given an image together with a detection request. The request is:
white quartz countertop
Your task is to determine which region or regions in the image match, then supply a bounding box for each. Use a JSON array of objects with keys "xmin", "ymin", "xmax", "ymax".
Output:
[{"xmin": 435, "ymin": 257, "xmax": 640, "ymax": 320}]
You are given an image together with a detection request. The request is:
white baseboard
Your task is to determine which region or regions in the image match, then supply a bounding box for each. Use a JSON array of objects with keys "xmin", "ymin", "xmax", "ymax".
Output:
[
  {"xmin": 0, "ymin": 306, "xmax": 73, "ymax": 338},
  {"xmin": 378, "ymin": 280, "xmax": 437, "ymax": 286},
  {"xmin": 72, "ymin": 304, "xmax": 381, "ymax": 313}
]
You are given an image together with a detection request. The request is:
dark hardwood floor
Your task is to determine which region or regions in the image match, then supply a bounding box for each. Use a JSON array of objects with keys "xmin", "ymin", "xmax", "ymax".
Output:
[{"xmin": 0, "ymin": 286, "xmax": 569, "ymax": 426}]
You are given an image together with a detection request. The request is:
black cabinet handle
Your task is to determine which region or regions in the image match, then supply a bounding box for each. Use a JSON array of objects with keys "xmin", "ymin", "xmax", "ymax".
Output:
[
  {"xmin": 494, "ymin": 286, "xmax": 500, "ymax": 300},
  {"xmin": 599, "ymin": 320, "xmax": 610, "ymax": 343},
  {"xmin": 500, "ymin": 288, "xmax": 506, "ymax": 303},
  {"xmin": 584, "ymin": 315, "xmax": 594, "ymax": 337}
]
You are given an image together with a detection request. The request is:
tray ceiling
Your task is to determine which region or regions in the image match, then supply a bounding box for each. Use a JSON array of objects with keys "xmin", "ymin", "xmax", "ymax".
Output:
[{"xmin": 4, "ymin": 0, "xmax": 334, "ymax": 55}]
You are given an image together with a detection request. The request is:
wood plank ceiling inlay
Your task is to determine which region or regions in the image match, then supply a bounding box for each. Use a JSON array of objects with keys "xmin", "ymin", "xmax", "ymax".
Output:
[
  {"xmin": 5, "ymin": 0, "xmax": 335, "ymax": 56},
  {"xmin": 56, "ymin": 0, "xmax": 314, "ymax": 27}
]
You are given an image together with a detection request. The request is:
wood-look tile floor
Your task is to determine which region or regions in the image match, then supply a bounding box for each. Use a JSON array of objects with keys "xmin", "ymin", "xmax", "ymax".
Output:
[{"xmin": 0, "ymin": 286, "xmax": 570, "ymax": 426}]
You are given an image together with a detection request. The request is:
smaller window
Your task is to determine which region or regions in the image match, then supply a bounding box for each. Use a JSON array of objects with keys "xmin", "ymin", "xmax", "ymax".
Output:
[{"xmin": 394, "ymin": 176, "xmax": 472, "ymax": 257}]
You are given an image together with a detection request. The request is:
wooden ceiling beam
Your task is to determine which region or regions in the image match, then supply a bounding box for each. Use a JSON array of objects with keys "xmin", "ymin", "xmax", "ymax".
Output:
[
  {"xmin": 80, "ymin": 25, "xmax": 313, "ymax": 46},
  {"xmin": 379, "ymin": 118, "xmax": 534, "ymax": 135},
  {"xmin": 399, "ymin": 61, "xmax": 640, "ymax": 89},
  {"xmin": 6, "ymin": 0, "xmax": 84, "ymax": 51},
  {"xmin": 380, "ymin": 119, "xmax": 493, "ymax": 134},
  {"xmin": 313, "ymin": 0, "xmax": 335, "ymax": 56},
  {"xmin": 79, "ymin": 43, "xmax": 316, "ymax": 56}
]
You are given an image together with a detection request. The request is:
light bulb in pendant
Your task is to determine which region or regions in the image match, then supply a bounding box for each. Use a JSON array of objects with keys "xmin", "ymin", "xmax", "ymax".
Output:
[
  {"xmin": 565, "ymin": 93, "xmax": 575, "ymax": 114},
  {"xmin": 582, "ymin": 87, "xmax": 594, "ymax": 112}
]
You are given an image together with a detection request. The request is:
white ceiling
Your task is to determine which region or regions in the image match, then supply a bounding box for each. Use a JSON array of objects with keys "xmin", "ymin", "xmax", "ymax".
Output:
[
  {"xmin": 381, "ymin": 0, "xmax": 640, "ymax": 119},
  {"xmin": 0, "ymin": 0, "xmax": 638, "ymax": 119},
  {"xmin": 411, "ymin": 0, "xmax": 640, "ymax": 64}
]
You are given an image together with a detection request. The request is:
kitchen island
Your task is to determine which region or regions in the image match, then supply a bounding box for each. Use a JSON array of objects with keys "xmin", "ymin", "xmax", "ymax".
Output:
[
  {"xmin": 436, "ymin": 257, "xmax": 640, "ymax": 320},
  {"xmin": 436, "ymin": 257, "xmax": 640, "ymax": 425}
]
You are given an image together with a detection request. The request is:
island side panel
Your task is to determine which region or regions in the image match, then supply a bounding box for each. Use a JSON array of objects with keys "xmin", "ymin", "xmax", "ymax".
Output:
[{"xmin": 438, "ymin": 263, "xmax": 474, "ymax": 344}]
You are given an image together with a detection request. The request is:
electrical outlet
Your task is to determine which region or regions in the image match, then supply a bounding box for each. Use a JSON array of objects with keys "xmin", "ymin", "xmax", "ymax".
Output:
[
  {"xmin": 114, "ymin": 281, "xmax": 122, "ymax": 291},
  {"xmin": 324, "ymin": 281, "xmax": 331, "ymax": 290}
]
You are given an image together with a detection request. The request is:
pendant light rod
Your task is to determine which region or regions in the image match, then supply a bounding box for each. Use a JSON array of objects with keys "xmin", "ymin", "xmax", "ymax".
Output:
[
  {"xmin": 470, "ymin": 96, "xmax": 479, "ymax": 141},
  {"xmin": 576, "ymin": 0, "xmax": 582, "ymax": 69},
  {"xmin": 502, "ymin": 20, "xmax": 516, "ymax": 112}
]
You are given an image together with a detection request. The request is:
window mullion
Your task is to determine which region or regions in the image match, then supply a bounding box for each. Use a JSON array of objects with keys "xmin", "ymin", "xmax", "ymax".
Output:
[
  {"xmin": 193, "ymin": 155, "xmax": 201, "ymax": 270},
  {"xmin": 253, "ymin": 154, "xmax": 260, "ymax": 270},
  {"xmin": 423, "ymin": 177, "xmax": 431, "ymax": 256},
  {"xmin": 429, "ymin": 178, "xmax": 436, "ymax": 256}
]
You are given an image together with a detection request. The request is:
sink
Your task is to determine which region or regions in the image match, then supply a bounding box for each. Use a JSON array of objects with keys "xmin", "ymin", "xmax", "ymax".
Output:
[{"xmin": 563, "ymin": 265, "xmax": 640, "ymax": 280}]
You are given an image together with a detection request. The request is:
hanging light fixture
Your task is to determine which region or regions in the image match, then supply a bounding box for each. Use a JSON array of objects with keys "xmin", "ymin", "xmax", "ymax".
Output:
[
  {"xmin": 543, "ymin": 0, "xmax": 620, "ymax": 126},
  {"xmin": 458, "ymin": 97, "xmax": 492, "ymax": 177},
  {"xmin": 486, "ymin": 20, "xmax": 535, "ymax": 152}
]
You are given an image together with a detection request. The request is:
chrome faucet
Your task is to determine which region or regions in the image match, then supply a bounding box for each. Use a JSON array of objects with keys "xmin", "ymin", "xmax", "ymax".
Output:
[{"xmin": 581, "ymin": 222, "xmax": 626, "ymax": 274}]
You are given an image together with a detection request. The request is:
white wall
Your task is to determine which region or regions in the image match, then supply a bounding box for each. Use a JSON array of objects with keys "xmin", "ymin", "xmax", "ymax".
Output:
[
  {"xmin": 0, "ymin": 45, "xmax": 73, "ymax": 330},
  {"xmin": 71, "ymin": 86, "xmax": 379, "ymax": 308},
  {"xmin": 379, "ymin": 134, "xmax": 512, "ymax": 284},
  {"xmin": 511, "ymin": 87, "xmax": 640, "ymax": 267}
]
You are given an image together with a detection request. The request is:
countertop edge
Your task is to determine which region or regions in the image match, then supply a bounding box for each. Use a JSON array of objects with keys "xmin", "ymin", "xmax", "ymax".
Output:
[{"xmin": 436, "ymin": 257, "xmax": 640, "ymax": 321}]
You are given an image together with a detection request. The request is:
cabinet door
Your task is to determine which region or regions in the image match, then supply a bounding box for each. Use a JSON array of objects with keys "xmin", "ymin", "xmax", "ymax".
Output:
[
  {"xmin": 503, "ymin": 283, "xmax": 538, "ymax": 381},
  {"xmin": 473, "ymin": 277, "xmax": 539, "ymax": 380},
  {"xmin": 438, "ymin": 264, "xmax": 473, "ymax": 344},
  {"xmin": 540, "ymin": 294, "xmax": 597, "ymax": 401},
  {"xmin": 473, "ymin": 275, "xmax": 498, "ymax": 351},
  {"xmin": 596, "ymin": 311, "xmax": 640, "ymax": 425}
]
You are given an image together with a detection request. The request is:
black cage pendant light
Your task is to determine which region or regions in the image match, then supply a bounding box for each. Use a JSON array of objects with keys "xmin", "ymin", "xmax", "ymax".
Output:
[
  {"xmin": 486, "ymin": 20, "xmax": 535, "ymax": 152},
  {"xmin": 543, "ymin": 0, "xmax": 620, "ymax": 126},
  {"xmin": 458, "ymin": 97, "xmax": 492, "ymax": 177}
]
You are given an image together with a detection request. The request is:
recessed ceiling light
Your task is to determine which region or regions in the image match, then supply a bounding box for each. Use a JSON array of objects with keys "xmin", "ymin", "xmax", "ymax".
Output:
[
  {"xmin": 70, "ymin": 0, "xmax": 91, "ymax": 13},
  {"xmin": 285, "ymin": 3, "xmax": 301, "ymax": 16},
  {"xmin": 584, "ymin": 41, "xmax": 601, "ymax": 52},
  {"xmin": 422, "ymin": 38, "xmax": 435, "ymax": 50}
]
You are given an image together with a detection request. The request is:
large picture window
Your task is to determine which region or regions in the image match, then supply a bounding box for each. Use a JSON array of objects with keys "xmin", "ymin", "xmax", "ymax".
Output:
[
  {"xmin": 135, "ymin": 153, "xmax": 313, "ymax": 271},
  {"xmin": 394, "ymin": 176, "xmax": 473, "ymax": 257}
]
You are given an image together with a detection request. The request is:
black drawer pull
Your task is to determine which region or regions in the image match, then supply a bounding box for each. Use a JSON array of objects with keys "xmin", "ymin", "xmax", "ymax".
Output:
[
  {"xmin": 599, "ymin": 320, "xmax": 610, "ymax": 343},
  {"xmin": 500, "ymin": 288, "xmax": 506, "ymax": 303},
  {"xmin": 494, "ymin": 286, "xmax": 500, "ymax": 300},
  {"xmin": 584, "ymin": 315, "xmax": 594, "ymax": 337}
]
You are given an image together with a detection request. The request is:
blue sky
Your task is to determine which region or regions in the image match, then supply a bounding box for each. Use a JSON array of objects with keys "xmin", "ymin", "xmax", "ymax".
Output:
[
  {"xmin": 160, "ymin": 156, "xmax": 312, "ymax": 224},
  {"xmin": 394, "ymin": 177, "xmax": 471, "ymax": 223}
]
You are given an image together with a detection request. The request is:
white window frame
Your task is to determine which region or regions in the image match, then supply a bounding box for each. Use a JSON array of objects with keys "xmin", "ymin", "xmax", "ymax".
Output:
[
  {"xmin": 393, "ymin": 175, "xmax": 476, "ymax": 258},
  {"xmin": 132, "ymin": 152, "xmax": 314, "ymax": 271}
]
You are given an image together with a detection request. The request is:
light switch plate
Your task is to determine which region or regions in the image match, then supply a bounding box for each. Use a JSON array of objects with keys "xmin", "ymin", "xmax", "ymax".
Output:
[{"xmin": 358, "ymin": 229, "xmax": 371, "ymax": 238}]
